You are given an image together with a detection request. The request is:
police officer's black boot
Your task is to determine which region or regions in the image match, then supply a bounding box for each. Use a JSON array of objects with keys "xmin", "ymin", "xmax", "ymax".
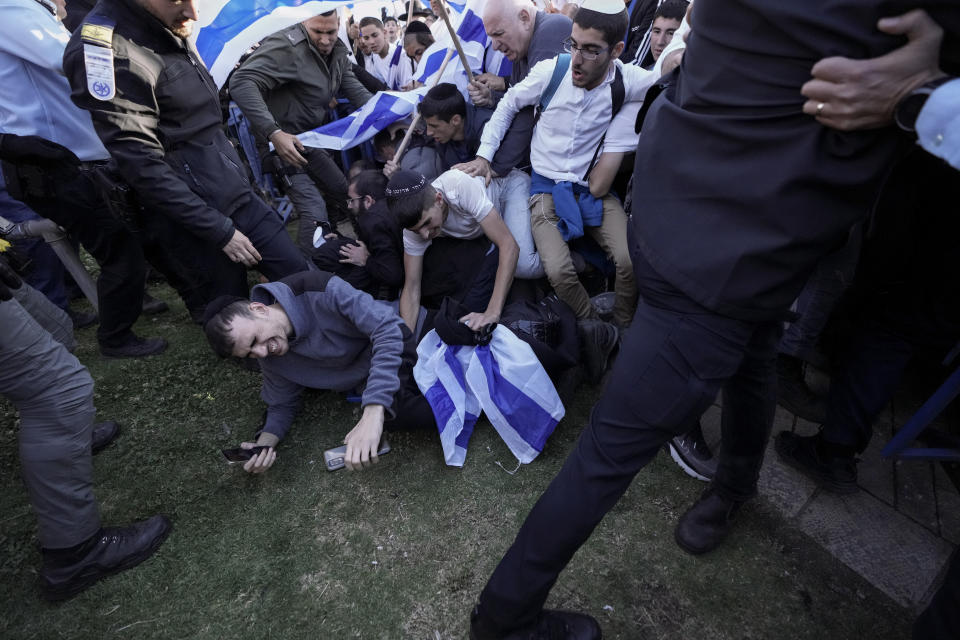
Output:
[
  {"xmin": 470, "ymin": 604, "xmax": 602, "ymax": 640},
  {"xmin": 40, "ymin": 515, "xmax": 172, "ymax": 601},
  {"xmin": 674, "ymin": 486, "xmax": 744, "ymax": 555},
  {"xmin": 99, "ymin": 334, "xmax": 168, "ymax": 359}
]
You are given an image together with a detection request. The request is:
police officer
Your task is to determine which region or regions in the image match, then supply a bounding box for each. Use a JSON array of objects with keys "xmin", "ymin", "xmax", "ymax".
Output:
[
  {"xmin": 229, "ymin": 10, "xmax": 372, "ymax": 253},
  {"xmin": 0, "ymin": 255, "xmax": 171, "ymax": 602},
  {"xmin": 0, "ymin": 0, "xmax": 168, "ymax": 358},
  {"xmin": 62, "ymin": 0, "xmax": 309, "ymax": 301}
]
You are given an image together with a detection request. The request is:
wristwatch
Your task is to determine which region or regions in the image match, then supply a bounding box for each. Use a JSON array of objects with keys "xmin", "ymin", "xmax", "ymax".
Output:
[{"xmin": 894, "ymin": 76, "xmax": 953, "ymax": 133}]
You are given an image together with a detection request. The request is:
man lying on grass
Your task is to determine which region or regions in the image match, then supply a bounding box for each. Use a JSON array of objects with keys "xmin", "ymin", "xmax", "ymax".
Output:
[{"xmin": 202, "ymin": 271, "xmax": 434, "ymax": 473}]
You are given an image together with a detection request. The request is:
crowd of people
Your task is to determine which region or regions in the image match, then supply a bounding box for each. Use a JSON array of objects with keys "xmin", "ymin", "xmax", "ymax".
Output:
[{"xmin": 1, "ymin": 0, "xmax": 959, "ymax": 637}]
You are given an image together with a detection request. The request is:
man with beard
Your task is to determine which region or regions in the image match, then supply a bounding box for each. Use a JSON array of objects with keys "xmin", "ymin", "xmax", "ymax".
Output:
[
  {"xmin": 309, "ymin": 170, "xmax": 404, "ymax": 299},
  {"xmin": 62, "ymin": 0, "xmax": 309, "ymax": 301},
  {"xmin": 230, "ymin": 11, "xmax": 373, "ymax": 252}
]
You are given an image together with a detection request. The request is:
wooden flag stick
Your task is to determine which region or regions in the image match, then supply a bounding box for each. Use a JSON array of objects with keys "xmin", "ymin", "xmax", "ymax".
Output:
[
  {"xmin": 435, "ymin": 0, "xmax": 475, "ymax": 84},
  {"xmin": 392, "ymin": 47, "xmax": 457, "ymax": 164}
]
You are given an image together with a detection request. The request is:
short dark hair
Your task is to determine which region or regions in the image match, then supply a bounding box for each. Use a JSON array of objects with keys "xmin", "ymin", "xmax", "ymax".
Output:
[
  {"xmin": 373, "ymin": 127, "xmax": 402, "ymax": 153},
  {"xmin": 419, "ymin": 83, "xmax": 466, "ymax": 122},
  {"xmin": 404, "ymin": 28, "xmax": 434, "ymax": 48},
  {"xmin": 654, "ymin": 0, "xmax": 688, "ymax": 22},
  {"xmin": 384, "ymin": 16, "xmax": 398, "ymax": 25},
  {"xmin": 350, "ymin": 170, "xmax": 388, "ymax": 201},
  {"xmin": 359, "ymin": 17, "xmax": 384, "ymax": 30},
  {"xmin": 573, "ymin": 7, "xmax": 629, "ymax": 49},
  {"xmin": 319, "ymin": 9, "xmax": 337, "ymax": 18},
  {"xmin": 388, "ymin": 183, "xmax": 438, "ymax": 229},
  {"xmin": 204, "ymin": 300, "xmax": 254, "ymax": 358}
]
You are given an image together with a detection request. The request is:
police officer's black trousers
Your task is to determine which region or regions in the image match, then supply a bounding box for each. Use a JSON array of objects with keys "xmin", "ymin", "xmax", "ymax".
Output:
[
  {"xmin": 477, "ymin": 250, "xmax": 781, "ymax": 630},
  {"xmin": 25, "ymin": 166, "xmax": 146, "ymax": 348}
]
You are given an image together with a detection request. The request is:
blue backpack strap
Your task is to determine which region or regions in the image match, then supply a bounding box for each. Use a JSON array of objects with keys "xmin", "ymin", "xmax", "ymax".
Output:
[{"xmin": 534, "ymin": 54, "xmax": 571, "ymax": 124}]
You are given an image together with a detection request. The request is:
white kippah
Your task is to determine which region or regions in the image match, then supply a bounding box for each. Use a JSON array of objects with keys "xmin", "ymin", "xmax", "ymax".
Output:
[{"xmin": 579, "ymin": 0, "xmax": 627, "ymax": 15}]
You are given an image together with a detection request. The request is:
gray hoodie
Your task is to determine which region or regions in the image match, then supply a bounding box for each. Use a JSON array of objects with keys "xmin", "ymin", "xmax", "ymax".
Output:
[{"xmin": 252, "ymin": 271, "xmax": 405, "ymax": 442}]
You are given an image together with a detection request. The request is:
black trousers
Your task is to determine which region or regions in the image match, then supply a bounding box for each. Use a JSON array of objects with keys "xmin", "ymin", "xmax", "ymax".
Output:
[
  {"xmin": 21, "ymin": 165, "xmax": 146, "ymax": 347},
  {"xmin": 161, "ymin": 191, "xmax": 309, "ymax": 306},
  {"xmin": 478, "ymin": 248, "xmax": 781, "ymax": 629}
]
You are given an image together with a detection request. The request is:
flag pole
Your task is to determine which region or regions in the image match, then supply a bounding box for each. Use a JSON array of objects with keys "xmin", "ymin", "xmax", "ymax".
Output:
[
  {"xmin": 435, "ymin": 0, "xmax": 475, "ymax": 83},
  {"xmin": 392, "ymin": 47, "xmax": 457, "ymax": 163}
]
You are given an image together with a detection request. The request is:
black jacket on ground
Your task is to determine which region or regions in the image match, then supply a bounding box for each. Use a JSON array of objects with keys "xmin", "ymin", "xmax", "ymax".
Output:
[{"xmin": 64, "ymin": 0, "xmax": 250, "ymax": 249}]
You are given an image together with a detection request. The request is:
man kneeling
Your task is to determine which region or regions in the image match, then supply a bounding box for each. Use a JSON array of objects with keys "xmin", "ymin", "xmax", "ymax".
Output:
[{"xmin": 202, "ymin": 271, "xmax": 434, "ymax": 473}]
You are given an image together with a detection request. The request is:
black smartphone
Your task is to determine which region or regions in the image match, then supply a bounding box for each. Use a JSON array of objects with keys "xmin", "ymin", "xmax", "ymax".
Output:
[
  {"xmin": 323, "ymin": 440, "xmax": 391, "ymax": 471},
  {"xmin": 221, "ymin": 446, "xmax": 269, "ymax": 465}
]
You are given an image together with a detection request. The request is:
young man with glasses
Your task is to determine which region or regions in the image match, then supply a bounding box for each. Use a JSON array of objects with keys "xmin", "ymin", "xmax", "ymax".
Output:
[
  {"xmin": 309, "ymin": 170, "xmax": 404, "ymax": 299},
  {"xmin": 457, "ymin": 0, "xmax": 655, "ymax": 334}
]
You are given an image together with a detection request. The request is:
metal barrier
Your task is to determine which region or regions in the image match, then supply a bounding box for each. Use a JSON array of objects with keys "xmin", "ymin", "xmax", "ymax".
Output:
[{"xmin": 0, "ymin": 214, "xmax": 99, "ymax": 311}]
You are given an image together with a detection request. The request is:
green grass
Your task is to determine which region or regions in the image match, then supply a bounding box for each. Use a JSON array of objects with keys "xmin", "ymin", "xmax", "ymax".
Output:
[{"xmin": 0, "ymin": 284, "xmax": 912, "ymax": 639}]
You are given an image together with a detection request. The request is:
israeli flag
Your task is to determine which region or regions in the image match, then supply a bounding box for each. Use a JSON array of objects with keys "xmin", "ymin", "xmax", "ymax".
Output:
[
  {"xmin": 194, "ymin": 0, "xmax": 357, "ymax": 87},
  {"xmin": 413, "ymin": 326, "xmax": 564, "ymax": 467},
  {"xmin": 413, "ymin": 2, "xmax": 487, "ymax": 86},
  {"xmin": 294, "ymin": 86, "xmax": 429, "ymax": 150}
]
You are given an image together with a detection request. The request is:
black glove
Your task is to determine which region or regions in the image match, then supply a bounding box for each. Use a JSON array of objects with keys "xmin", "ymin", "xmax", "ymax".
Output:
[
  {"xmin": 0, "ymin": 134, "xmax": 80, "ymax": 167},
  {"xmin": 0, "ymin": 255, "xmax": 23, "ymax": 301}
]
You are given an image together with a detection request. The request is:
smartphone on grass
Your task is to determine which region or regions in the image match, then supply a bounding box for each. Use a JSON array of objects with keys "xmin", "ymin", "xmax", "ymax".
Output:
[
  {"xmin": 324, "ymin": 440, "xmax": 391, "ymax": 471},
  {"xmin": 221, "ymin": 446, "xmax": 269, "ymax": 465}
]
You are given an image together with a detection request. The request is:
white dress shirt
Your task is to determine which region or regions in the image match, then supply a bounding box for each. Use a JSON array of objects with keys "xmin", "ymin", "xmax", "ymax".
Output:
[{"xmin": 477, "ymin": 57, "xmax": 656, "ymax": 185}]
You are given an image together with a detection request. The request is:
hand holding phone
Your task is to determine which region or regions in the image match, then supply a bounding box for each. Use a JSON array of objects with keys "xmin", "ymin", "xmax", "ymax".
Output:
[
  {"xmin": 342, "ymin": 405, "xmax": 386, "ymax": 471},
  {"xmin": 221, "ymin": 442, "xmax": 276, "ymax": 474},
  {"xmin": 324, "ymin": 440, "xmax": 391, "ymax": 471}
]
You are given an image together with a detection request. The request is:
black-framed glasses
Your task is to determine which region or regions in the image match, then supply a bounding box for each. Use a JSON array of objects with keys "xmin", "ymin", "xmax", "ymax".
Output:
[
  {"xmin": 562, "ymin": 37, "xmax": 610, "ymax": 61},
  {"xmin": 346, "ymin": 195, "xmax": 364, "ymax": 207}
]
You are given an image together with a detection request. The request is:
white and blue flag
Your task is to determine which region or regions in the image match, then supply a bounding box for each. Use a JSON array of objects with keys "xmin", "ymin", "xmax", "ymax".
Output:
[
  {"xmin": 295, "ymin": 85, "xmax": 430, "ymax": 150},
  {"xmin": 413, "ymin": 326, "xmax": 564, "ymax": 467},
  {"xmin": 195, "ymin": 0, "xmax": 356, "ymax": 87}
]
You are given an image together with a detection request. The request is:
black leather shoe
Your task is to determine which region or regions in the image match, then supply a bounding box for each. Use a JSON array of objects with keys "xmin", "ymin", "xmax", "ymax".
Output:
[
  {"xmin": 470, "ymin": 606, "xmax": 602, "ymax": 640},
  {"xmin": 40, "ymin": 515, "xmax": 172, "ymax": 601},
  {"xmin": 67, "ymin": 308, "xmax": 99, "ymax": 330},
  {"xmin": 91, "ymin": 421, "xmax": 120, "ymax": 454},
  {"xmin": 577, "ymin": 319, "xmax": 619, "ymax": 384},
  {"xmin": 776, "ymin": 355, "xmax": 827, "ymax": 423},
  {"xmin": 667, "ymin": 421, "xmax": 718, "ymax": 482},
  {"xmin": 674, "ymin": 487, "xmax": 744, "ymax": 555},
  {"xmin": 99, "ymin": 336, "xmax": 168, "ymax": 359},
  {"xmin": 774, "ymin": 431, "xmax": 858, "ymax": 493},
  {"xmin": 141, "ymin": 293, "xmax": 169, "ymax": 315}
]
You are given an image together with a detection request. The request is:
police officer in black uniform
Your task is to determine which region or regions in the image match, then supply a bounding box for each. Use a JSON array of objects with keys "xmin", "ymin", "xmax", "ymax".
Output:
[{"xmin": 62, "ymin": 0, "xmax": 309, "ymax": 303}]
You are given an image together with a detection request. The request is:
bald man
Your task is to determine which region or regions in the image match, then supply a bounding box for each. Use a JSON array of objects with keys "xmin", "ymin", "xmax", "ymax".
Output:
[
  {"xmin": 470, "ymin": 0, "xmax": 572, "ymax": 108},
  {"xmin": 460, "ymin": 0, "xmax": 572, "ymax": 180}
]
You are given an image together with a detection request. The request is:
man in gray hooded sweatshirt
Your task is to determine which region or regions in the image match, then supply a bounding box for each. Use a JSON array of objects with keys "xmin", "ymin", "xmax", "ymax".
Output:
[{"xmin": 202, "ymin": 271, "xmax": 433, "ymax": 473}]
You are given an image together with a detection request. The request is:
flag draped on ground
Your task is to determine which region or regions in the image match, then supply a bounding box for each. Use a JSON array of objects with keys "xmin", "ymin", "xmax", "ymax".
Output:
[{"xmin": 413, "ymin": 327, "xmax": 564, "ymax": 467}]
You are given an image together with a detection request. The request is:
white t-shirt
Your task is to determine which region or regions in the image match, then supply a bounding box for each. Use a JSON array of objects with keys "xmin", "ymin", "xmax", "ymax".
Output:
[{"xmin": 402, "ymin": 170, "xmax": 494, "ymax": 256}]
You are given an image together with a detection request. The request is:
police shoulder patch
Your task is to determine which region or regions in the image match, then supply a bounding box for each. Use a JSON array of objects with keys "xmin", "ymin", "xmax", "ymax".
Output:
[{"xmin": 81, "ymin": 15, "xmax": 116, "ymax": 101}]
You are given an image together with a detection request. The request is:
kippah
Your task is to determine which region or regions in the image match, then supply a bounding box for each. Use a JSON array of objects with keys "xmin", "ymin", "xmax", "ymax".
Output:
[
  {"xmin": 404, "ymin": 20, "xmax": 431, "ymax": 34},
  {"xmin": 579, "ymin": 0, "xmax": 628, "ymax": 14},
  {"xmin": 385, "ymin": 171, "xmax": 427, "ymax": 197},
  {"xmin": 201, "ymin": 294, "xmax": 246, "ymax": 327}
]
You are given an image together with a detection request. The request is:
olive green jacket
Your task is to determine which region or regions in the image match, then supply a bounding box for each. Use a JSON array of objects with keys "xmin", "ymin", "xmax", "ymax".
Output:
[{"xmin": 229, "ymin": 24, "xmax": 372, "ymax": 143}]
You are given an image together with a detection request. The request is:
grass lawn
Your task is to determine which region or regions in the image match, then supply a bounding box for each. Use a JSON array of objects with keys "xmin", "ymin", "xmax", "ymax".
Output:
[{"xmin": 0, "ymin": 281, "xmax": 913, "ymax": 639}]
